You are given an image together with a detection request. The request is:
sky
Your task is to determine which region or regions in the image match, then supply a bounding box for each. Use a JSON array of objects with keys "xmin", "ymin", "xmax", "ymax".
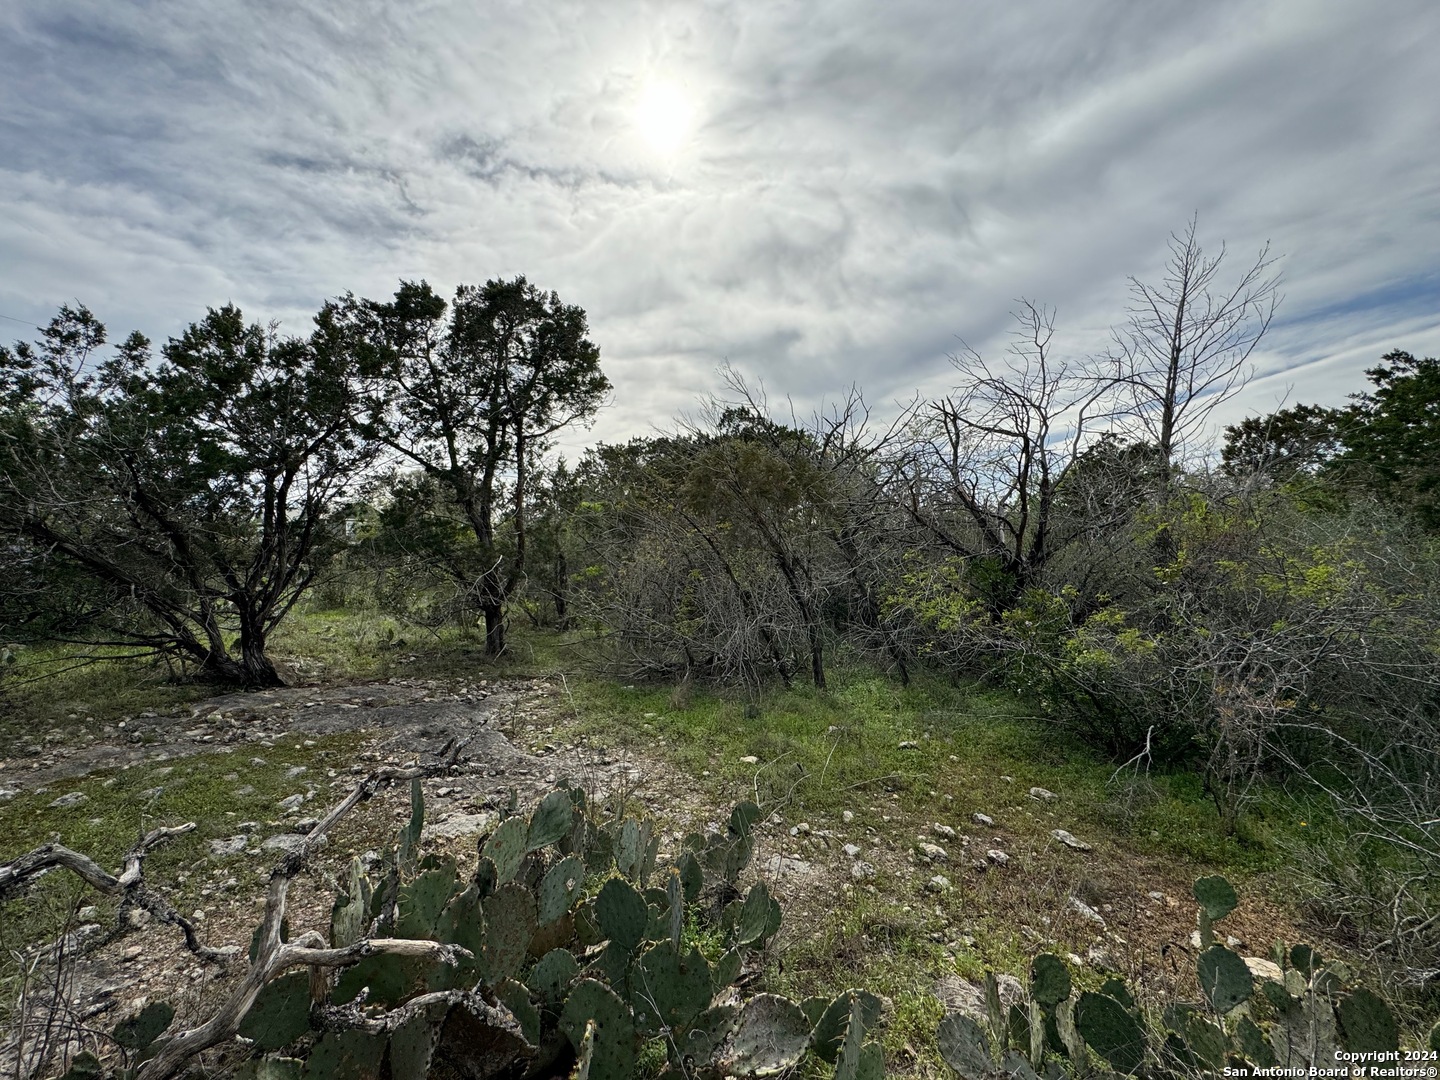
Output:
[{"xmin": 2, "ymin": 0, "xmax": 1438, "ymax": 459}]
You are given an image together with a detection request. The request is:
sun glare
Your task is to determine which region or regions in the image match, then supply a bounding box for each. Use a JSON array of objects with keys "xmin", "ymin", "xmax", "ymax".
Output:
[{"xmin": 633, "ymin": 80, "xmax": 694, "ymax": 156}]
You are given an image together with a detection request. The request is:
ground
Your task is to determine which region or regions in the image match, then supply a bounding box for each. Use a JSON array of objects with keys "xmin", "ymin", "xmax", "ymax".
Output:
[{"xmin": 0, "ymin": 626, "xmax": 1341, "ymax": 1077}]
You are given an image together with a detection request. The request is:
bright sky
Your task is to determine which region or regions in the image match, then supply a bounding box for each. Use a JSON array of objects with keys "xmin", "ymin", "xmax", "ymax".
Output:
[{"xmin": 2, "ymin": 1, "xmax": 1437, "ymax": 456}]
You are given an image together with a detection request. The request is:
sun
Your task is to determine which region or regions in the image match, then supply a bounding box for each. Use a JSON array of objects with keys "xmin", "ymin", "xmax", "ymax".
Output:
[{"xmin": 633, "ymin": 79, "xmax": 694, "ymax": 156}]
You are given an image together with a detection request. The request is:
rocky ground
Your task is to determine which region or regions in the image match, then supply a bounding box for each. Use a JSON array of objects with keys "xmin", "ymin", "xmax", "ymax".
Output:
[{"xmin": 0, "ymin": 674, "xmax": 1305, "ymax": 1077}]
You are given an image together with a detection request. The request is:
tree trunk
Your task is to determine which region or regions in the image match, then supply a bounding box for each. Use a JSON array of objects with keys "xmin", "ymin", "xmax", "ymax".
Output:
[
  {"xmin": 483, "ymin": 604, "xmax": 507, "ymax": 656},
  {"xmin": 807, "ymin": 623, "xmax": 826, "ymax": 690},
  {"xmin": 552, "ymin": 551, "xmax": 570, "ymax": 631},
  {"xmin": 198, "ymin": 647, "xmax": 285, "ymax": 688}
]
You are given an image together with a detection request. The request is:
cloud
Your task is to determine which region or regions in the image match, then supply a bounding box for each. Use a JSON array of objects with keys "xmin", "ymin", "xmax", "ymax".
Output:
[{"xmin": 1, "ymin": 0, "xmax": 1437, "ymax": 458}]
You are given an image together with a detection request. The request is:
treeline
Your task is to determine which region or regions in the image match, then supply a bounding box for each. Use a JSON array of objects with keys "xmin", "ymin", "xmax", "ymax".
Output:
[{"xmin": 3, "ymin": 225, "xmax": 1439, "ymax": 972}]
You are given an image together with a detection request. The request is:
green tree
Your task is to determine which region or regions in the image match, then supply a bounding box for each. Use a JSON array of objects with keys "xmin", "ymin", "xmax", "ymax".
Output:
[
  {"xmin": 0, "ymin": 303, "xmax": 375, "ymax": 686},
  {"xmin": 1221, "ymin": 403, "xmax": 1346, "ymax": 481},
  {"xmin": 352, "ymin": 277, "xmax": 609, "ymax": 655},
  {"xmin": 1336, "ymin": 350, "xmax": 1440, "ymax": 529}
]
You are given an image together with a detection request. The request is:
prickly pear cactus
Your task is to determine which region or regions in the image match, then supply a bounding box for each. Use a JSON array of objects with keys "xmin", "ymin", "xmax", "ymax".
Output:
[
  {"xmin": 215, "ymin": 783, "xmax": 886, "ymax": 1080},
  {"xmin": 934, "ymin": 874, "xmax": 1405, "ymax": 1080}
]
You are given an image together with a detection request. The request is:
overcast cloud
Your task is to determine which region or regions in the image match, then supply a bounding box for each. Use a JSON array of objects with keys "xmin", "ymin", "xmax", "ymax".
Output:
[{"xmin": 2, "ymin": 0, "xmax": 1437, "ymax": 455}]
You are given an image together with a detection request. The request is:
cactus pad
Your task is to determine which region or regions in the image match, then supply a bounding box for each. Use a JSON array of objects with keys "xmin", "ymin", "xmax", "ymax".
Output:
[
  {"xmin": 397, "ymin": 777, "xmax": 424, "ymax": 877},
  {"xmin": 683, "ymin": 1004, "xmax": 739, "ymax": 1064},
  {"xmin": 334, "ymin": 950, "xmax": 413, "ymax": 1008},
  {"xmin": 561, "ymin": 979, "xmax": 637, "ymax": 1080},
  {"xmin": 833, "ymin": 993, "xmax": 885, "ymax": 1080},
  {"xmin": 529, "ymin": 947, "xmax": 581, "ymax": 1003},
  {"xmin": 616, "ymin": 819, "xmax": 645, "ymax": 880},
  {"xmin": 734, "ymin": 881, "xmax": 773, "ymax": 946},
  {"xmin": 1336, "ymin": 988, "xmax": 1399, "ymax": 1053},
  {"xmin": 304, "ymin": 1028, "xmax": 386, "ymax": 1079},
  {"xmin": 483, "ymin": 882, "xmax": 538, "ymax": 981},
  {"xmin": 1075, "ymin": 990, "xmax": 1146, "ymax": 1074},
  {"xmin": 330, "ymin": 859, "xmax": 372, "ymax": 948},
  {"xmin": 112, "ymin": 1001, "xmax": 175, "ymax": 1052},
  {"xmin": 481, "ymin": 817, "xmax": 528, "ymax": 885},
  {"xmin": 729, "ymin": 801, "xmax": 762, "ymax": 837},
  {"xmin": 495, "ymin": 977, "xmax": 541, "ymax": 1046},
  {"xmin": 386, "ymin": 995, "xmax": 449, "ymax": 1079},
  {"xmin": 238, "ymin": 972, "xmax": 311, "ymax": 1052},
  {"xmin": 938, "ymin": 1011, "xmax": 993, "ymax": 1079},
  {"xmin": 1193, "ymin": 875, "xmax": 1239, "ymax": 921},
  {"xmin": 1029, "ymin": 953, "xmax": 1071, "ymax": 1007},
  {"xmin": 585, "ymin": 825, "xmax": 615, "ymax": 874},
  {"xmin": 677, "ymin": 851, "xmax": 704, "ymax": 903},
  {"xmin": 666, "ymin": 868, "xmax": 684, "ymax": 946},
  {"xmin": 1236, "ymin": 1015, "xmax": 1275, "ymax": 1067},
  {"xmin": 596, "ymin": 876, "xmax": 649, "ymax": 952},
  {"xmin": 812, "ymin": 990, "xmax": 884, "ymax": 1064},
  {"xmin": 526, "ymin": 789, "xmax": 575, "ymax": 851},
  {"xmin": 713, "ymin": 948, "xmax": 743, "ymax": 988},
  {"xmin": 537, "ymin": 854, "xmax": 585, "ymax": 925},
  {"xmin": 1197, "ymin": 944, "xmax": 1253, "ymax": 1013},
  {"xmin": 721, "ymin": 993, "xmax": 814, "ymax": 1077},
  {"xmin": 1099, "ymin": 977, "xmax": 1136, "ymax": 1011},
  {"xmin": 395, "ymin": 862, "xmax": 458, "ymax": 939},
  {"xmin": 635, "ymin": 941, "xmax": 713, "ymax": 1033}
]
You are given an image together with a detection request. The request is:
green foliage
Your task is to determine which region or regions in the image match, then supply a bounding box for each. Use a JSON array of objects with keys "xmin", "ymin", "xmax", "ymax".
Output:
[
  {"xmin": 0, "ymin": 302, "xmax": 377, "ymax": 685},
  {"xmin": 936, "ymin": 874, "xmax": 1404, "ymax": 1080},
  {"xmin": 219, "ymin": 780, "xmax": 879, "ymax": 1079}
]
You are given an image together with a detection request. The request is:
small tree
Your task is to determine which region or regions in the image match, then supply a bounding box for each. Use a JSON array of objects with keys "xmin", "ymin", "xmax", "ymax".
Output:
[
  {"xmin": 0, "ymin": 303, "xmax": 375, "ymax": 685},
  {"xmin": 352, "ymin": 278, "xmax": 609, "ymax": 655}
]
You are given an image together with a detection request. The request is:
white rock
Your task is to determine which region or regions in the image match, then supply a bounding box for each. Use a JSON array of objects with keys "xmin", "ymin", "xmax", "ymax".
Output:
[
  {"xmin": 1244, "ymin": 957, "xmax": 1283, "ymax": 983},
  {"xmin": 898, "ymin": 741, "xmax": 919, "ymax": 750},
  {"xmin": 765, "ymin": 855, "xmax": 814, "ymax": 877},
  {"xmin": 1051, "ymin": 829, "xmax": 1092, "ymax": 851},
  {"xmin": 843, "ymin": 844, "xmax": 863, "ymax": 858},
  {"xmin": 986, "ymin": 849, "xmax": 1010, "ymax": 866},
  {"xmin": 917, "ymin": 842, "xmax": 949, "ymax": 863},
  {"xmin": 49, "ymin": 792, "xmax": 87, "ymax": 809},
  {"xmin": 1068, "ymin": 896, "xmax": 1106, "ymax": 927},
  {"xmin": 851, "ymin": 861, "xmax": 876, "ymax": 880},
  {"xmin": 932, "ymin": 824, "xmax": 958, "ymax": 841},
  {"xmin": 423, "ymin": 812, "xmax": 496, "ymax": 841},
  {"xmin": 1029, "ymin": 787, "xmax": 1059, "ymax": 802},
  {"xmin": 739, "ymin": 755, "xmax": 759, "ymax": 765},
  {"xmin": 277, "ymin": 794, "xmax": 304, "ymax": 812},
  {"xmin": 971, "ymin": 812, "xmax": 995, "ymax": 827},
  {"xmin": 842, "ymin": 810, "xmax": 854, "ymax": 824},
  {"xmin": 208, "ymin": 836, "xmax": 249, "ymax": 857},
  {"xmin": 927, "ymin": 875, "xmax": 952, "ymax": 892}
]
